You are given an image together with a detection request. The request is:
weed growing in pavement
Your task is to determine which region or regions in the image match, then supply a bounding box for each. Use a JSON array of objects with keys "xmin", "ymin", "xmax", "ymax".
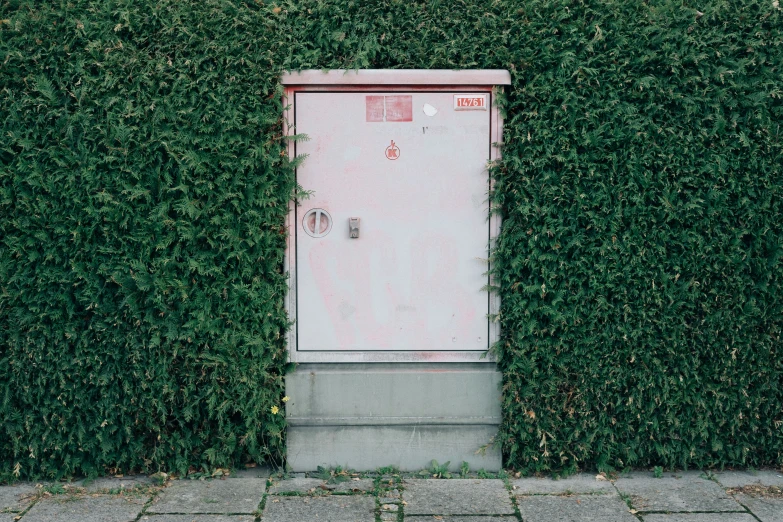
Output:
[
  {"xmin": 477, "ymin": 469, "xmax": 505, "ymax": 479},
  {"xmin": 727, "ymin": 485, "xmax": 783, "ymax": 499},
  {"xmin": 41, "ymin": 484, "xmax": 67, "ymax": 496},
  {"xmin": 313, "ymin": 465, "xmax": 352, "ymax": 485},
  {"xmin": 427, "ymin": 460, "xmax": 452, "ymax": 479},
  {"xmin": 700, "ymin": 471, "xmax": 717, "ymax": 481}
]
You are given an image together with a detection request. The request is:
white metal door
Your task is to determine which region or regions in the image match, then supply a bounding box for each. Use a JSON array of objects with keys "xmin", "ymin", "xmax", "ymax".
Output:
[{"xmin": 295, "ymin": 91, "xmax": 491, "ymax": 353}]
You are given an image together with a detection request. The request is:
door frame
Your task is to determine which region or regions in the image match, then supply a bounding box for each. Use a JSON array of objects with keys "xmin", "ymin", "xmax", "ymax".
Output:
[{"xmin": 282, "ymin": 71, "xmax": 507, "ymax": 363}]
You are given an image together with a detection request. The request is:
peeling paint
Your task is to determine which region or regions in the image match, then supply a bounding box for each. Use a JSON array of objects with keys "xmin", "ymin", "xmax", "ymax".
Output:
[{"xmin": 422, "ymin": 103, "xmax": 438, "ymax": 116}]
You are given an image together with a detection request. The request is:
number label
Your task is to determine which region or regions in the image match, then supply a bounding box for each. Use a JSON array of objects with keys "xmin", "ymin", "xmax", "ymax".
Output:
[{"xmin": 454, "ymin": 94, "xmax": 488, "ymax": 111}]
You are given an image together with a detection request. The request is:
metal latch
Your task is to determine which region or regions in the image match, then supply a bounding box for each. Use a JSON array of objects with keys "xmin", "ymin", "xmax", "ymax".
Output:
[{"xmin": 349, "ymin": 217, "xmax": 360, "ymax": 238}]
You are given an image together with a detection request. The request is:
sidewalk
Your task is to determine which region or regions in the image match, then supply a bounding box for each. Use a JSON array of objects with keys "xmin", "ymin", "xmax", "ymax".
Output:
[{"xmin": 1, "ymin": 468, "xmax": 781, "ymax": 521}]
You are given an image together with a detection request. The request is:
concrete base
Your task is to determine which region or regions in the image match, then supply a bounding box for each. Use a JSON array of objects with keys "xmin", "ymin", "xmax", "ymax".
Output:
[
  {"xmin": 287, "ymin": 424, "xmax": 501, "ymax": 472},
  {"xmin": 285, "ymin": 363, "xmax": 502, "ymax": 472}
]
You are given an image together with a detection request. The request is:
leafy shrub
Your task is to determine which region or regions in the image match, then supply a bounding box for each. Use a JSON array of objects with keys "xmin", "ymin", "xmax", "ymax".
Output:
[
  {"xmin": 1, "ymin": 0, "xmax": 781, "ymax": 478},
  {"xmin": 1, "ymin": 0, "xmax": 294, "ymax": 480}
]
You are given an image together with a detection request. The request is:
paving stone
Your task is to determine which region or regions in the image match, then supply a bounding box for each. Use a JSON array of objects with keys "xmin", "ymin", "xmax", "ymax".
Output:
[
  {"xmin": 613, "ymin": 471, "xmax": 741, "ymax": 512},
  {"xmin": 228, "ymin": 466, "xmax": 271, "ymax": 479},
  {"xmin": 403, "ymin": 479, "xmax": 515, "ymax": 515},
  {"xmin": 0, "ymin": 483, "xmax": 36, "ymax": 512},
  {"xmin": 0, "ymin": 515, "xmax": 17, "ymax": 522},
  {"xmin": 643, "ymin": 514, "xmax": 758, "ymax": 522},
  {"xmin": 22, "ymin": 495, "xmax": 145, "ymax": 522},
  {"xmin": 733, "ymin": 494, "xmax": 783, "ymax": 522},
  {"xmin": 325, "ymin": 478, "xmax": 374, "ymax": 493},
  {"xmin": 147, "ymin": 478, "xmax": 265, "ymax": 514},
  {"xmin": 512, "ymin": 473, "xmax": 615, "ymax": 494},
  {"xmin": 262, "ymin": 495, "xmax": 375, "ymax": 522},
  {"xmin": 407, "ymin": 518, "xmax": 518, "ymax": 521},
  {"xmin": 516, "ymin": 494, "xmax": 638, "ymax": 522},
  {"xmin": 378, "ymin": 488, "xmax": 402, "ymax": 503},
  {"xmin": 138, "ymin": 515, "xmax": 256, "ymax": 522},
  {"xmin": 715, "ymin": 471, "xmax": 783, "ymax": 488},
  {"xmin": 79, "ymin": 475, "xmax": 155, "ymax": 492},
  {"xmin": 267, "ymin": 477, "xmax": 324, "ymax": 494}
]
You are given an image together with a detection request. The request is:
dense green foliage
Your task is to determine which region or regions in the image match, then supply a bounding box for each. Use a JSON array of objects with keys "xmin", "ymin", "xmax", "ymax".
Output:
[
  {"xmin": 1, "ymin": 0, "xmax": 781, "ymax": 479},
  {"xmin": 490, "ymin": 2, "xmax": 783, "ymax": 473},
  {"xmin": 0, "ymin": 0, "xmax": 294, "ymax": 480}
]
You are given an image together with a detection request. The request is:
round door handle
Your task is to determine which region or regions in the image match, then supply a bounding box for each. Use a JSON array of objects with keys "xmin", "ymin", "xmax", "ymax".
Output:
[{"xmin": 302, "ymin": 208, "xmax": 332, "ymax": 238}]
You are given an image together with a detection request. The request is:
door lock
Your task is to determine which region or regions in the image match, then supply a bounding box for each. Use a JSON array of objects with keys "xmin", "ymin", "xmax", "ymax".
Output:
[{"xmin": 349, "ymin": 217, "xmax": 360, "ymax": 238}]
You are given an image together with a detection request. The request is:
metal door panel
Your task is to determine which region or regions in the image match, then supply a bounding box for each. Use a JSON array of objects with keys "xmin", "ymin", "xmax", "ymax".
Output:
[{"xmin": 295, "ymin": 92, "xmax": 490, "ymax": 352}]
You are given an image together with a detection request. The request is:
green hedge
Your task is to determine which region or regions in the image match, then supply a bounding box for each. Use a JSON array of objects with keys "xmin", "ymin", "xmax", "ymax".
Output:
[
  {"xmin": 1, "ymin": 0, "xmax": 781, "ymax": 479},
  {"xmin": 0, "ymin": 0, "xmax": 294, "ymax": 480}
]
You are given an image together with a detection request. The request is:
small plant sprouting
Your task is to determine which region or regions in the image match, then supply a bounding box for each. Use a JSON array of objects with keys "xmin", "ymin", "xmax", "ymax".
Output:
[
  {"xmin": 313, "ymin": 465, "xmax": 350, "ymax": 484},
  {"xmin": 653, "ymin": 466, "xmax": 663, "ymax": 478},
  {"xmin": 700, "ymin": 470, "xmax": 716, "ymax": 481},
  {"xmin": 375, "ymin": 465, "xmax": 400, "ymax": 476},
  {"xmin": 459, "ymin": 461, "xmax": 470, "ymax": 478},
  {"xmin": 429, "ymin": 460, "xmax": 451, "ymax": 479},
  {"xmin": 42, "ymin": 483, "xmax": 67, "ymax": 495}
]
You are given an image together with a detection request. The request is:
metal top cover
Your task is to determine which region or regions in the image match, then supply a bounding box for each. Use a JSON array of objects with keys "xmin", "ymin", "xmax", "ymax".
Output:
[{"xmin": 281, "ymin": 69, "xmax": 511, "ymax": 86}]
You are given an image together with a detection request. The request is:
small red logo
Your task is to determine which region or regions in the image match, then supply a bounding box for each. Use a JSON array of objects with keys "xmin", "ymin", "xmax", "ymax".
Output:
[{"xmin": 385, "ymin": 140, "xmax": 400, "ymax": 160}]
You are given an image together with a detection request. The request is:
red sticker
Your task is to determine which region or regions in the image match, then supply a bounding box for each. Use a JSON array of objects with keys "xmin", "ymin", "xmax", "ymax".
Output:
[
  {"xmin": 454, "ymin": 94, "xmax": 488, "ymax": 111},
  {"xmin": 366, "ymin": 96, "xmax": 385, "ymax": 122},
  {"xmin": 385, "ymin": 96, "xmax": 413, "ymax": 122}
]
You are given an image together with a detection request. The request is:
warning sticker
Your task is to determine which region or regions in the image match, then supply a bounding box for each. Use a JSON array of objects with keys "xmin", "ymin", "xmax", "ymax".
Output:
[
  {"xmin": 365, "ymin": 96, "xmax": 385, "ymax": 122},
  {"xmin": 385, "ymin": 96, "xmax": 413, "ymax": 122},
  {"xmin": 366, "ymin": 95, "xmax": 413, "ymax": 122}
]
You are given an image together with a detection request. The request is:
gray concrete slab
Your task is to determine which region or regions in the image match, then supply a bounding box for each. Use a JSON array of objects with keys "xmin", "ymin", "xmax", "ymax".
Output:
[
  {"xmin": 0, "ymin": 515, "xmax": 18, "ymax": 522},
  {"xmin": 286, "ymin": 364, "xmax": 502, "ymax": 425},
  {"xmin": 405, "ymin": 515, "xmax": 517, "ymax": 522},
  {"xmin": 0, "ymin": 483, "xmax": 36, "ymax": 512},
  {"xmin": 267, "ymin": 477, "xmax": 324, "ymax": 494},
  {"xmin": 516, "ymin": 494, "xmax": 638, "ymax": 522},
  {"xmin": 326, "ymin": 478, "xmax": 374, "ymax": 493},
  {"xmin": 267, "ymin": 476, "xmax": 372, "ymax": 494},
  {"xmin": 403, "ymin": 479, "xmax": 514, "ymax": 515},
  {"xmin": 147, "ymin": 478, "xmax": 265, "ymax": 514},
  {"xmin": 643, "ymin": 515, "xmax": 758, "ymax": 522},
  {"xmin": 715, "ymin": 471, "xmax": 783, "ymax": 488},
  {"xmin": 511, "ymin": 473, "xmax": 615, "ymax": 494},
  {"xmin": 288, "ymin": 424, "xmax": 501, "ymax": 472},
  {"xmin": 21, "ymin": 495, "xmax": 145, "ymax": 522},
  {"xmin": 228, "ymin": 466, "xmax": 271, "ymax": 479},
  {"xmin": 262, "ymin": 495, "xmax": 375, "ymax": 522},
  {"xmin": 136, "ymin": 515, "xmax": 256, "ymax": 522},
  {"xmin": 734, "ymin": 494, "xmax": 783, "ymax": 522},
  {"xmin": 613, "ymin": 471, "xmax": 742, "ymax": 512},
  {"xmin": 79, "ymin": 475, "xmax": 155, "ymax": 492}
]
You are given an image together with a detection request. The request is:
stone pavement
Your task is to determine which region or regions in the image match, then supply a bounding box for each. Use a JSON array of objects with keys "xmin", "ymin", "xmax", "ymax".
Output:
[{"xmin": 1, "ymin": 468, "xmax": 781, "ymax": 521}]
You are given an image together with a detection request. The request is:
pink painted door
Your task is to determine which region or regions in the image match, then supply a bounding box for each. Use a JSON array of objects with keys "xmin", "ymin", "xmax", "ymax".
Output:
[{"xmin": 295, "ymin": 91, "xmax": 490, "ymax": 352}]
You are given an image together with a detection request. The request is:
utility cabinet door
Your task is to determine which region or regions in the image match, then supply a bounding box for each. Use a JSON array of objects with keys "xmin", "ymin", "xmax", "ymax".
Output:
[{"xmin": 295, "ymin": 91, "xmax": 491, "ymax": 352}]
